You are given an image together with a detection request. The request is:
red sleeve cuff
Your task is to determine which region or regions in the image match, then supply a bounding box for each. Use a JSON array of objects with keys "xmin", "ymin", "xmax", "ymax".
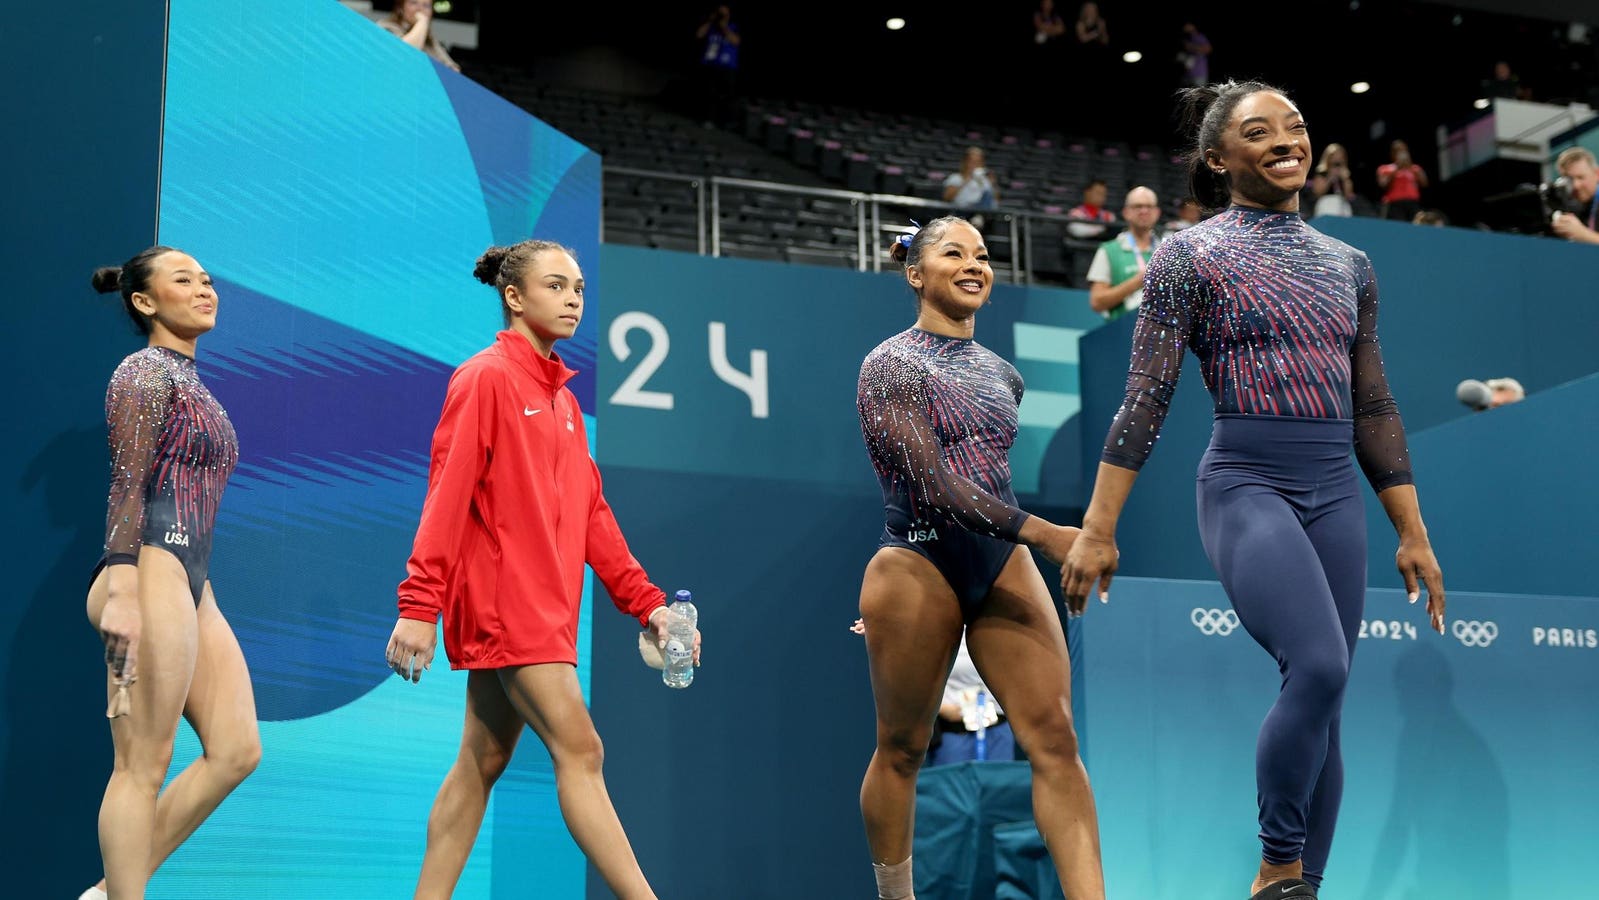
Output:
[
  {"xmin": 637, "ymin": 598, "xmax": 666, "ymax": 629},
  {"xmin": 397, "ymin": 601, "xmax": 440, "ymax": 625}
]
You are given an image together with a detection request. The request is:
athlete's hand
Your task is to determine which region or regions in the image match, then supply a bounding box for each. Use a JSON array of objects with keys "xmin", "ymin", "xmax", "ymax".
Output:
[
  {"xmin": 648, "ymin": 606, "xmax": 701, "ymax": 665},
  {"xmin": 99, "ymin": 587, "xmax": 141, "ymax": 686},
  {"xmin": 386, "ymin": 617, "xmax": 437, "ymax": 683},
  {"xmin": 1396, "ymin": 536, "xmax": 1446, "ymax": 634},
  {"xmin": 1061, "ymin": 529, "xmax": 1118, "ymax": 616}
]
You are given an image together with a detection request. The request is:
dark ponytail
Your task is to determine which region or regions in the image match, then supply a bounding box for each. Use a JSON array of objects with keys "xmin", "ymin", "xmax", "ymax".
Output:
[
  {"xmin": 1177, "ymin": 79, "xmax": 1290, "ymax": 210},
  {"xmin": 91, "ymin": 245, "xmax": 180, "ymax": 335},
  {"xmin": 473, "ymin": 239, "xmax": 576, "ymax": 324}
]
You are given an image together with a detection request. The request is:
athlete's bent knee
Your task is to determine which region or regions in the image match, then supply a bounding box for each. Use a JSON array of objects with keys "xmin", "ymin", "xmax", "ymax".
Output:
[
  {"xmin": 554, "ymin": 728, "xmax": 605, "ymax": 775},
  {"xmin": 1016, "ymin": 702, "xmax": 1081, "ymax": 764},
  {"xmin": 209, "ymin": 732, "xmax": 262, "ymax": 786},
  {"xmin": 1290, "ymin": 652, "xmax": 1351, "ymax": 704},
  {"xmin": 876, "ymin": 726, "xmax": 932, "ymax": 778}
]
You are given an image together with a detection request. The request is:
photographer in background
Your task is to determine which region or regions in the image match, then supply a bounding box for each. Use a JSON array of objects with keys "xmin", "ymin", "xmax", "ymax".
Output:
[
  {"xmin": 942, "ymin": 146, "xmax": 999, "ymax": 229},
  {"xmin": 1377, "ymin": 139, "xmax": 1428, "ymax": 222},
  {"xmin": 379, "ymin": 0, "xmax": 460, "ymax": 71},
  {"xmin": 1549, "ymin": 147, "xmax": 1599, "ymax": 244},
  {"xmin": 694, "ymin": 5, "xmax": 742, "ymax": 128}
]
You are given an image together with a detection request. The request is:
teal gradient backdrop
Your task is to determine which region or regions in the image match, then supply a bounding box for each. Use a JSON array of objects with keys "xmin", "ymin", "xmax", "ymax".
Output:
[{"xmin": 148, "ymin": 0, "xmax": 601, "ymax": 895}]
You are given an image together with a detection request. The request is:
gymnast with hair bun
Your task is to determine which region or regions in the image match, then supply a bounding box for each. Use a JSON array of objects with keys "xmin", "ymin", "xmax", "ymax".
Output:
[
  {"xmin": 1065, "ymin": 81, "xmax": 1447, "ymax": 899},
  {"xmin": 385, "ymin": 239, "xmax": 699, "ymax": 900},
  {"xmin": 80, "ymin": 247, "xmax": 260, "ymax": 900},
  {"xmin": 856, "ymin": 216, "xmax": 1105, "ymax": 900}
]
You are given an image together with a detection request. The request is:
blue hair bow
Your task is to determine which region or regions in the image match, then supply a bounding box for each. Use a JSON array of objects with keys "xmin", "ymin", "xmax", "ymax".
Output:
[{"xmin": 895, "ymin": 219, "xmax": 922, "ymax": 250}]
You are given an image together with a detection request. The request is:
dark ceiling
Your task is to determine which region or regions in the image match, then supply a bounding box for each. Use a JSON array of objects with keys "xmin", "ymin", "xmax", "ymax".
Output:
[{"xmin": 474, "ymin": 1, "xmax": 1598, "ymax": 180}]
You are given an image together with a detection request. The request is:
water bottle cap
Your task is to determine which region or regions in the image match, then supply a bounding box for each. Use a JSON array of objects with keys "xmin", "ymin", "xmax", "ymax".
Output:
[{"xmin": 675, "ymin": 589, "xmax": 693, "ymax": 602}]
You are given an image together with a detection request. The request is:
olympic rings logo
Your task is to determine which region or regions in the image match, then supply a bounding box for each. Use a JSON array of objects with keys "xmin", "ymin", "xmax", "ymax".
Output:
[
  {"xmin": 1452, "ymin": 620, "xmax": 1499, "ymax": 647},
  {"xmin": 1191, "ymin": 608, "xmax": 1239, "ymax": 636}
]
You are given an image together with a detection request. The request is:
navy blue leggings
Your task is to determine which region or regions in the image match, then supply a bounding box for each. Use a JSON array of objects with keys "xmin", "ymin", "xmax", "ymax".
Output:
[{"xmin": 1196, "ymin": 415, "xmax": 1366, "ymax": 888}]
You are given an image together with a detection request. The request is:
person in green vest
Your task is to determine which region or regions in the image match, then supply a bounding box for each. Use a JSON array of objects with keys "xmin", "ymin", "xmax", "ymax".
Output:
[{"xmin": 1086, "ymin": 186, "xmax": 1162, "ymax": 320}]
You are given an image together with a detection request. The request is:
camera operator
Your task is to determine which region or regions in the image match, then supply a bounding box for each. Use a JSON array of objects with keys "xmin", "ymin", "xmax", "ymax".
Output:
[{"xmin": 1549, "ymin": 147, "xmax": 1599, "ymax": 244}]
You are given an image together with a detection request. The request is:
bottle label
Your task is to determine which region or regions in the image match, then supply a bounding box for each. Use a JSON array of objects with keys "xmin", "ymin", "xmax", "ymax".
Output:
[{"xmin": 665, "ymin": 640, "xmax": 693, "ymax": 667}]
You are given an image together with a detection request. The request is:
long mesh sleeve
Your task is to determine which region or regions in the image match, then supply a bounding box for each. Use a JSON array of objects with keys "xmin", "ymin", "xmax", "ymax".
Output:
[
  {"xmin": 103, "ymin": 352, "xmax": 173, "ymax": 565},
  {"xmin": 858, "ymin": 353, "xmax": 1028, "ymax": 541},
  {"xmin": 1100, "ymin": 238, "xmax": 1200, "ymax": 470},
  {"xmin": 1349, "ymin": 255, "xmax": 1414, "ymax": 492}
]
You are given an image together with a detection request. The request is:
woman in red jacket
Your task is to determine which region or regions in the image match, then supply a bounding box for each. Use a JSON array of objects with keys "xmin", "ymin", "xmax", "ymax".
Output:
[{"xmin": 386, "ymin": 238, "xmax": 697, "ymax": 900}]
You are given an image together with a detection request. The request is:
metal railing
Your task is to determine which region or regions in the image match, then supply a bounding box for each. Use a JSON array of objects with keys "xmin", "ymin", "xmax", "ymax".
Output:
[{"xmin": 604, "ymin": 166, "xmax": 1122, "ymax": 285}]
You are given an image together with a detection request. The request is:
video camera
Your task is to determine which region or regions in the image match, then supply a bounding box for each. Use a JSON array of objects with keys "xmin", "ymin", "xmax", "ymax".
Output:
[{"xmin": 1482, "ymin": 176, "xmax": 1580, "ymax": 235}]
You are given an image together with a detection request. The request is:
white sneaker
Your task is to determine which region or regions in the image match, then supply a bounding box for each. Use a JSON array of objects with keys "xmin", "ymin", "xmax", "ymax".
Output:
[{"xmin": 78, "ymin": 887, "xmax": 108, "ymax": 900}]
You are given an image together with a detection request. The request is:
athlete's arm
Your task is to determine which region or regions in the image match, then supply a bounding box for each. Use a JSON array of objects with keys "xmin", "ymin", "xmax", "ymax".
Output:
[
  {"xmin": 99, "ymin": 353, "xmax": 173, "ymax": 681},
  {"xmin": 396, "ymin": 364, "xmax": 497, "ymax": 624},
  {"xmin": 1350, "ymin": 259, "xmax": 1443, "ymax": 632},
  {"xmin": 1065, "ymin": 239, "xmax": 1199, "ymax": 608}
]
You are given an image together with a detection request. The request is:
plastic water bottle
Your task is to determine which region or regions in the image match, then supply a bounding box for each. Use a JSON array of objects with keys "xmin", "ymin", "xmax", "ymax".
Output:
[
  {"xmin": 662, "ymin": 589, "xmax": 697, "ymax": 689},
  {"xmin": 974, "ymin": 689, "xmax": 989, "ymax": 761}
]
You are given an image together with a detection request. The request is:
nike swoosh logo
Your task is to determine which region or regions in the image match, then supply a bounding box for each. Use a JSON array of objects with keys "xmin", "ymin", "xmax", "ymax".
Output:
[{"xmin": 524, "ymin": 407, "xmax": 540, "ymax": 416}]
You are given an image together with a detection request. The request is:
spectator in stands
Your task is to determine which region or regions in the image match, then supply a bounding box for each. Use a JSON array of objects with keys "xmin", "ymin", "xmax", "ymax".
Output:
[
  {"xmin": 1034, "ymin": 0, "xmax": 1068, "ymax": 44},
  {"xmin": 1412, "ymin": 209, "xmax": 1447, "ymax": 227},
  {"xmin": 1069, "ymin": 179, "xmax": 1113, "ymax": 222},
  {"xmin": 380, "ymin": 0, "xmax": 460, "ymax": 71},
  {"xmin": 1308, "ymin": 142, "xmax": 1355, "ymax": 219},
  {"xmin": 694, "ymin": 5, "xmax": 742, "ymax": 128},
  {"xmin": 1067, "ymin": 179, "xmax": 1116, "ymax": 239},
  {"xmin": 1165, "ymin": 197, "xmax": 1204, "ymax": 234},
  {"xmin": 1179, "ymin": 23, "xmax": 1212, "ymax": 88},
  {"xmin": 1075, "ymin": 2, "xmax": 1110, "ymax": 45},
  {"xmin": 1087, "ymin": 186, "xmax": 1161, "ymax": 320},
  {"xmin": 1377, "ymin": 140, "xmax": 1428, "ymax": 222},
  {"xmin": 1549, "ymin": 147, "xmax": 1599, "ymax": 244},
  {"xmin": 1482, "ymin": 61, "xmax": 1523, "ymax": 101},
  {"xmin": 943, "ymin": 147, "xmax": 999, "ymax": 211}
]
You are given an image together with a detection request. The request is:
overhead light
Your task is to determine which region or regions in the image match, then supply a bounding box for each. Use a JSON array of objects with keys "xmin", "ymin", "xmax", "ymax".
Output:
[
  {"xmin": 1123, "ymin": 50, "xmax": 1142, "ymax": 63},
  {"xmin": 886, "ymin": 17, "xmax": 905, "ymax": 30},
  {"xmin": 1350, "ymin": 81, "xmax": 1371, "ymax": 94},
  {"xmin": 1474, "ymin": 97, "xmax": 1491, "ymax": 110}
]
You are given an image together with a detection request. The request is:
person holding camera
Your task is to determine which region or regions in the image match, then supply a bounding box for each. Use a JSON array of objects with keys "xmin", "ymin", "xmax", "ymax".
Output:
[
  {"xmin": 942, "ymin": 147, "xmax": 999, "ymax": 211},
  {"xmin": 1550, "ymin": 147, "xmax": 1599, "ymax": 244},
  {"xmin": 379, "ymin": 0, "xmax": 460, "ymax": 71},
  {"xmin": 694, "ymin": 5, "xmax": 741, "ymax": 128},
  {"xmin": 1377, "ymin": 139, "xmax": 1428, "ymax": 222},
  {"xmin": 1309, "ymin": 143, "xmax": 1356, "ymax": 219}
]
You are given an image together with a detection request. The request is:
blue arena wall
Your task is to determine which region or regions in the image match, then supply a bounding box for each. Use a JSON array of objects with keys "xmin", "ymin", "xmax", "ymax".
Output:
[{"xmin": 4, "ymin": 3, "xmax": 169, "ymax": 894}]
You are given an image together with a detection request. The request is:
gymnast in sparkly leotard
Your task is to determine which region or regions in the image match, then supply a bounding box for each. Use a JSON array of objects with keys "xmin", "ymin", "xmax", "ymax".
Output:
[
  {"xmin": 855, "ymin": 217, "xmax": 1105, "ymax": 900},
  {"xmin": 1063, "ymin": 82, "xmax": 1447, "ymax": 900},
  {"xmin": 80, "ymin": 247, "xmax": 260, "ymax": 900},
  {"xmin": 94, "ymin": 343, "xmax": 237, "ymax": 604}
]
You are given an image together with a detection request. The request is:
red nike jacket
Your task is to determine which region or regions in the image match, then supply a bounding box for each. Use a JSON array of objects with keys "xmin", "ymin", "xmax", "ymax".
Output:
[{"xmin": 397, "ymin": 330, "xmax": 666, "ymax": 668}]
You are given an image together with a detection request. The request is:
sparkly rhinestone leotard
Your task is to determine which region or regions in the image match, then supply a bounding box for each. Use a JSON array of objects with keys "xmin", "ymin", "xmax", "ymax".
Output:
[
  {"xmin": 94, "ymin": 346, "xmax": 238, "ymax": 603},
  {"xmin": 1097, "ymin": 205, "xmax": 1416, "ymax": 888},
  {"xmin": 858, "ymin": 327, "xmax": 1030, "ymax": 610}
]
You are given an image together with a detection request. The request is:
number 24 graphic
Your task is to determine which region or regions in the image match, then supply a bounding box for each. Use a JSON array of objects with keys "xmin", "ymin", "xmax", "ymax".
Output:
[{"xmin": 609, "ymin": 312, "xmax": 769, "ymax": 418}]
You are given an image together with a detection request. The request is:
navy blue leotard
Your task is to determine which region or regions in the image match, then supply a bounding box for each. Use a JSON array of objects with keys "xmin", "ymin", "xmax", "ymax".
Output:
[
  {"xmin": 94, "ymin": 346, "xmax": 239, "ymax": 603},
  {"xmin": 1102, "ymin": 205, "xmax": 1413, "ymax": 888},
  {"xmin": 858, "ymin": 327, "xmax": 1029, "ymax": 614}
]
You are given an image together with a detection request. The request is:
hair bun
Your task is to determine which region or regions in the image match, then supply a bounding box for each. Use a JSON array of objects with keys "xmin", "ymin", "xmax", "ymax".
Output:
[
  {"xmin": 91, "ymin": 266, "xmax": 123, "ymax": 294},
  {"xmin": 472, "ymin": 247, "xmax": 508, "ymax": 285}
]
